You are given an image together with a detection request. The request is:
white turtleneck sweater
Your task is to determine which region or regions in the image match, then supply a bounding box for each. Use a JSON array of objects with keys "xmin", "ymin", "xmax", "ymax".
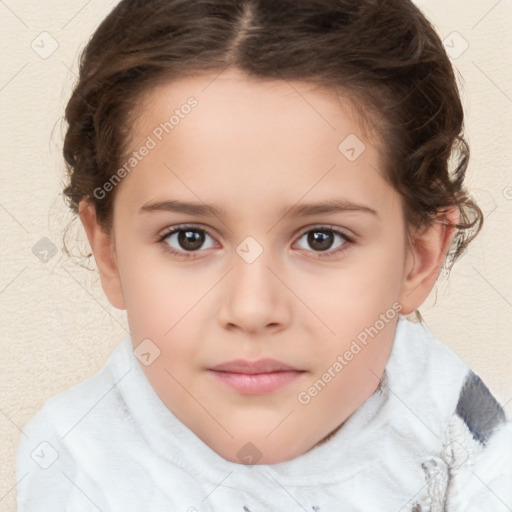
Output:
[{"xmin": 16, "ymin": 316, "xmax": 512, "ymax": 511}]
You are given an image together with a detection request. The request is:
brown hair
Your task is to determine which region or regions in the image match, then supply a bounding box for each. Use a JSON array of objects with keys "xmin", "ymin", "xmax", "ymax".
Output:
[{"xmin": 63, "ymin": 0, "xmax": 482, "ymax": 270}]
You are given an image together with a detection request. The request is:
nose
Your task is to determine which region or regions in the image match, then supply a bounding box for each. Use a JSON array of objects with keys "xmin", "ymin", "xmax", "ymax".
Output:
[{"xmin": 217, "ymin": 246, "xmax": 291, "ymax": 335}]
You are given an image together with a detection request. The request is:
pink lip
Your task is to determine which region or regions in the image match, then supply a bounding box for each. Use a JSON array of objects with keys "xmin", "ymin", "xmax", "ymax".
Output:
[
  {"xmin": 208, "ymin": 359, "xmax": 305, "ymax": 394},
  {"xmin": 210, "ymin": 358, "xmax": 300, "ymax": 373}
]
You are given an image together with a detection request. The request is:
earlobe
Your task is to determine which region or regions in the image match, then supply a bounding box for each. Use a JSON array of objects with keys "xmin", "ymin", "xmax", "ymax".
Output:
[
  {"xmin": 399, "ymin": 207, "xmax": 459, "ymax": 314},
  {"xmin": 78, "ymin": 200, "xmax": 126, "ymax": 310}
]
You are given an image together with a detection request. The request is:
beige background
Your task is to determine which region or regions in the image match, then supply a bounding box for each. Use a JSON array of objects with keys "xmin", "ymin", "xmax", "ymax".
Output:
[{"xmin": 1, "ymin": 0, "xmax": 511, "ymax": 509}]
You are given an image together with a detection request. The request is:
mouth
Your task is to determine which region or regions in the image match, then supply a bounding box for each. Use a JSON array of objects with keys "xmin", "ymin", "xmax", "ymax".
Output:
[{"xmin": 208, "ymin": 359, "xmax": 306, "ymax": 394}]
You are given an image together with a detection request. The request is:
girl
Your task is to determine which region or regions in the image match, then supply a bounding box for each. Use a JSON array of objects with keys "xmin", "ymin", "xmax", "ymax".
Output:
[{"xmin": 17, "ymin": 0, "xmax": 512, "ymax": 510}]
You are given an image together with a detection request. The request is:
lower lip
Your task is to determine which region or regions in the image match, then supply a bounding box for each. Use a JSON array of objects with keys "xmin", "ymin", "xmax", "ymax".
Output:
[{"xmin": 209, "ymin": 370, "xmax": 304, "ymax": 394}]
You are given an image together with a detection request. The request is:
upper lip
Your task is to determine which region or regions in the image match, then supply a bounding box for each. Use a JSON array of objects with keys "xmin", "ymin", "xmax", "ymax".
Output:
[{"xmin": 209, "ymin": 359, "xmax": 303, "ymax": 374}]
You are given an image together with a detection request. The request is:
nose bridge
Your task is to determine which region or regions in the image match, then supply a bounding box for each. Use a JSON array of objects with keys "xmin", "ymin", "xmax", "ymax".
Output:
[
  {"xmin": 217, "ymin": 235, "xmax": 289, "ymax": 332},
  {"xmin": 232, "ymin": 235, "xmax": 278, "ymax": 302}
]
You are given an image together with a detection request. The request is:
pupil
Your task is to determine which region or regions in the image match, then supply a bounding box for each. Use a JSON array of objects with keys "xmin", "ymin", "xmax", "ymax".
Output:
[
  {"xmin": 309, "ymin": 230, "xmax": 333, "ymax": 251},
  {"xmin": 178, "ymin": 230, "xmax": 204, "ymax": 251}
]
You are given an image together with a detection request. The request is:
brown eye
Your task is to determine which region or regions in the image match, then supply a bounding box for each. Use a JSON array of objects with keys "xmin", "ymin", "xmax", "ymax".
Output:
[
  {"xmin": 295, "ymin": 227, "xmax": 351, "ymax": 257},
  {"xmin": 160, "ymin": 226, "xmax": 215, "ymax": 254},
  {"xmin": 307, "ymin": 230, "xmax": 335, "ymax": 251},
  {"xmin": 176, "ymin": 229, "xmax": 205, "ymax": 251}
]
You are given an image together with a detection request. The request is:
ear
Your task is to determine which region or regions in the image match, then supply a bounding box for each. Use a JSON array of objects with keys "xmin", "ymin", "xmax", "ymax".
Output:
[
  {"xmin": 78, "ymin": 200, "xmax": 126, "ymax": 310},
  {"xmin": 398, "ymin": 207, "xmax": 459, "ymax": 314}
]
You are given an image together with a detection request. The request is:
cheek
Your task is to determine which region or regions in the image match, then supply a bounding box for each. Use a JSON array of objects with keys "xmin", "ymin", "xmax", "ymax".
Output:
[
  {"xmin": 116, "ymin": 246, "xmax": 213, "ymax": 366},
  {"xmin": 114, "ymin": 243, "xmax": 177, "ymax": 336},
  {"xmin": 295, "ymin": 235, "xmax": 406, "ymax": 368},
  {"xmin": 310, "ymin": 243, "xmax": 405, "ymax": 324}
]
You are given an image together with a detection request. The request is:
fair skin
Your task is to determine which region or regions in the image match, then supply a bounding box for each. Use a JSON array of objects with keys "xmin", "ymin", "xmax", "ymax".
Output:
[{"xmin": 80, "ymin": 68, "xmax": 457, "ymax": 464}]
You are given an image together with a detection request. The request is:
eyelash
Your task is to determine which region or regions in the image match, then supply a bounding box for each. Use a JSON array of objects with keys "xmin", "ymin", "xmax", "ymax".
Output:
[{"xmin": 157, "ymin": 224, "xmax": 354, "ymax": 260}]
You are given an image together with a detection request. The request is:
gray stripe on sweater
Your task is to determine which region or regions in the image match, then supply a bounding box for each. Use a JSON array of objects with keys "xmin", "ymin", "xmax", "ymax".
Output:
[{"xmin": 456, "ymin": 370, "xmax": 506, "ymax": 445}]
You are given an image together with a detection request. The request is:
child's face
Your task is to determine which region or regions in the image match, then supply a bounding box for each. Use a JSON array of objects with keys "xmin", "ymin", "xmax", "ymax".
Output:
[{"xmin": 102, "ymin": 69, "xmax": 417, "ymax": 464}]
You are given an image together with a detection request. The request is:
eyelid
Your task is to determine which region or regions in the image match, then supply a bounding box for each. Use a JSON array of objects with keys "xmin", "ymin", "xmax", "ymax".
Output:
[
  {"xmin": 157, "ymin": 223, "xmax": 355, "ymax": 259},
  {"xmin": 157, "ymin": 223, "xmax": 215, "ymax": 240},
  {"xmin": 157, "ymin": 223, "xmax": 354, "ymax": 242},
  {"xmin": 294, "ymin": 224, "xmax": 354, "ymax": 241}
]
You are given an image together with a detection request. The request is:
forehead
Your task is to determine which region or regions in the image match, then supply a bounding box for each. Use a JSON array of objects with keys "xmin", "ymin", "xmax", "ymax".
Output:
[
  {"xmin": 115, "ymin": 69, "xmax": 398, "ymax": 221},
  {"xmin": 130, "ymin": 68, "xmax": 379, "ymax": 145}
]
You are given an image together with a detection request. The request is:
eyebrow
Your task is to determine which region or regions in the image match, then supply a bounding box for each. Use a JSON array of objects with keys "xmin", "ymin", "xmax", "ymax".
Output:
[{"xmin": 139, "ymin": 199, "xmax": 378, "ymax": 218}]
